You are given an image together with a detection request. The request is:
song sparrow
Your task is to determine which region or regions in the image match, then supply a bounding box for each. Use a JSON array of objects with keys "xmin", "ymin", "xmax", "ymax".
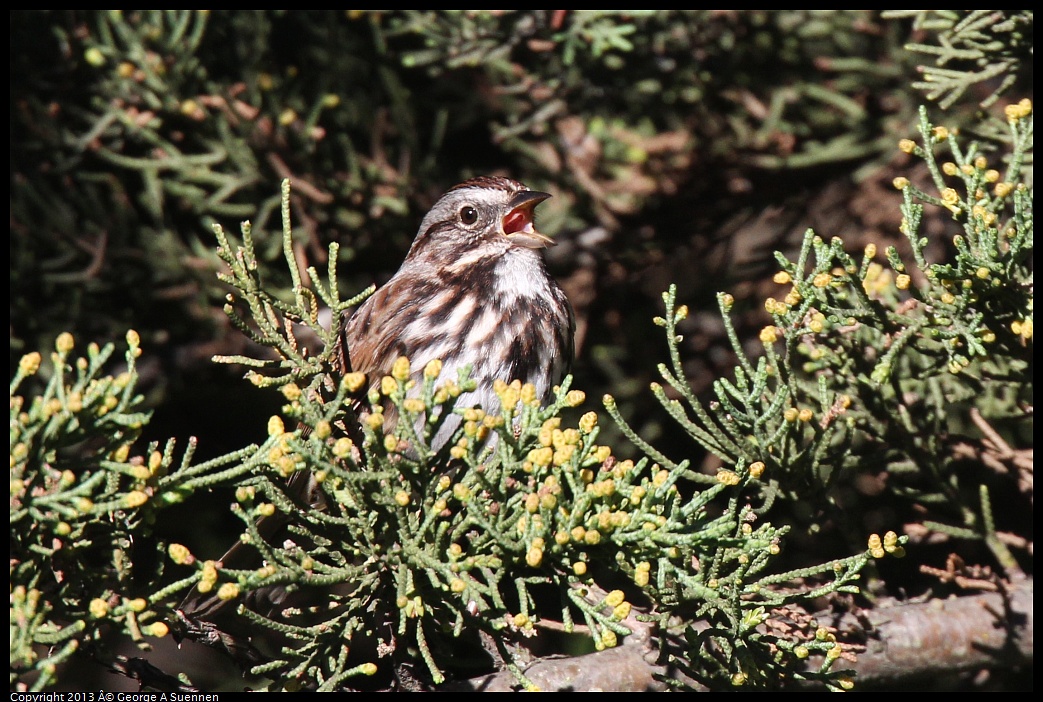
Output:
[
  {"xmin": 339, "ymin": 175, "xmax": 575, "ymax": 447},
  {"xmin": 177, "ymin": 176, "xmax": 574, "ymax": 662}
]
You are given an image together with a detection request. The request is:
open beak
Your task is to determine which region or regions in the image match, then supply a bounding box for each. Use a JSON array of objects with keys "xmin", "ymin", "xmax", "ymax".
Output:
[{"xmin": 502, "ymin": 190, "xmax": 554, "ymax": 249}]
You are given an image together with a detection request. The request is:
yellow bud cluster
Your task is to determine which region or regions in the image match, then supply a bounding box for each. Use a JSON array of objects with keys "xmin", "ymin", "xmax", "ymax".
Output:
[
  {"xmin": 390, "ymin": 356, "xmax": 410, "ymax": 381},
  {"xmin": 716, "ymin": 470, "xmax": 740, "ymax": 486},
  {"xmin": 867, "ymin": 532, "xmax": 889, "ymax": 558},
  {"xmin": 462, "ymin": 407, "xmax": 486, "ymax": 422},
  {"xmin": 586, "ymin": 479, "xmax": 616, "ymax": 498},
  {"xmin": 565, "ymin": 390, "xmax": 586, "ymax": 407},
  {"xmin": 18, "ymin": 352, "xmax": 42, "ymax": 376},
  {"xmin": 1004, "ymin": 98, "xmax": 1032, "ymax": 122},
  {"xmin": 603, "ymin": 590, "xmax": 625, "ymax": 608},
  {"xmin": 527, "ymin": 446, "xmax": 553, "ymax": 467},
  {"xmin": 971, "ymin": 206, "xmax": 997, "ymax": 227},
  {"xmin": 56, "ymin": 332, "xmax": 75, "ymax": 354},
  {"xmin": 423, "ymin": 359, "xmax": 442, "ymax": 380},
  {"xmin": 402, "ymin": 397, "xmax": 426, "ymax": 414},
  {"xmin": 124, "ymin": 490, "xmax": 149, "ymax": 508},
  {"xmin": 267, "ymin": 415, "xmax": 285, "ymax": 437},
  {"xmin": 863, "ymin": 262, "xmax": 893, "ymax": 296},
  {"xmin": 812, "ymin": 272, "xmax": 832, "ymax": 288},
  {"xmin": 89, "ymin": 598, "xmax": 110, "ymax": 618},
  {"xmin": 634, "ymin": 561, "xmax": 651, "ymax": 587},
  {"xmin": 588, "ymin": 445, "xmax": 611, "ymax": 463},
  {"xmin": 496, "ymin": 379, "xmax": 521, "ymax": 408},
  {"xmin": 1011, "ymin": 318, "xmax": 1032, "ymax": 340},
  {"xmin": 126, "ymin": 597, "xmax": 148, "ymax": 613},
  {"xmin": 611, "ymin": 459, "xmax": 635, "ymax": 480},
  {"xmin": 597, "ymin": 510, "xmax": 629, "ymax": 531},
  {"xmin": 332, "ymin": 437, "xmax": 354, "ymax": 458},
  {"xmin": 815, "ymin": 626, "xmax": 834, "ymax": 642},
  {"xmin": 629, "ymin": 485, "xmax": 646, "ymax": 505},
  {"xmin": 579, "ymin": 411, "xmax": 598, "ymax": 433},
  {"xmin": 342, "ymin": 372, "xmax": 367, "ymax": 392},
  {"xmin": 278, "ymin": 108, "xmax": 297, "ymax": 125}
]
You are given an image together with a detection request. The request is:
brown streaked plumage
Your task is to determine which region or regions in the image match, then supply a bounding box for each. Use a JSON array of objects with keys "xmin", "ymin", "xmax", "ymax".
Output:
[
  {"xmin": 177, "ymin": 176, "xmax": 574, "ymax": 665},
  {"xmin": 340, "ymin": 175, "xmax": 574, "ymax": 447}
]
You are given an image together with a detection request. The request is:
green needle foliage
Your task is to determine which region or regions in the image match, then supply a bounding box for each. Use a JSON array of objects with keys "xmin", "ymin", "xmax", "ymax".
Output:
[
  {"xmin": 883, "ymin": 10, "xmax": 1033, "ymax": 109},
  {"xmin": 9, "ymin": 332, "xmax": 257, "ymax": 691},
  {"xmin": 9, "ymin": 9, "xmax": 1032, "ymax": 691},
  {"xmin": 10, "ymin": 96, "xmax": 1031, "ymax": 689},
  {"xmin": 112, "ymin": 179, "xmax": 879, "ymax": 691},
  {"xmin": 602, "ymin": 103, "xmax": 1031, "ymax": 688}
]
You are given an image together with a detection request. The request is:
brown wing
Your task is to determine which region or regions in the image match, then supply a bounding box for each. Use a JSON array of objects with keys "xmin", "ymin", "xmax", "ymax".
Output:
[{"xmin": 341, "ymin": 275, "xmax": 416, "ymax": 379}]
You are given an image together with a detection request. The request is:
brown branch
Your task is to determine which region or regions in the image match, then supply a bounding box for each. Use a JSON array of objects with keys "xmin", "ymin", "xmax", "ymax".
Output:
[{"xmin": 442, "ymin": 578, "xmax": 1033, "ymax": 691}]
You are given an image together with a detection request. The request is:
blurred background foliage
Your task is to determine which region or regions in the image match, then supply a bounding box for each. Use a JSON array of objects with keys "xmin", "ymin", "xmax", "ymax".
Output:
[
  {"xmin": 9, "ymin": 4, "xmax": 1032, "ymax": 634},
  {"xmin": 9, "ymin": 9, "xmax": 1033, "ymax": 691}
]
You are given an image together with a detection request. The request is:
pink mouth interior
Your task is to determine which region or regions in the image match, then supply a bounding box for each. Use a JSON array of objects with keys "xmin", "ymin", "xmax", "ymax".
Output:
[{"xmin": 503, "ymin": 208, "xmax": 532, "ymax": 235}]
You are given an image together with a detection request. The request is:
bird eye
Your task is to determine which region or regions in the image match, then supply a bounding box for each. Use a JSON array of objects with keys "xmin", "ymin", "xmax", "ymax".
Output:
[{"xmin": 459, "ymin": 206, "xmax": 479, "ymax": 225}]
